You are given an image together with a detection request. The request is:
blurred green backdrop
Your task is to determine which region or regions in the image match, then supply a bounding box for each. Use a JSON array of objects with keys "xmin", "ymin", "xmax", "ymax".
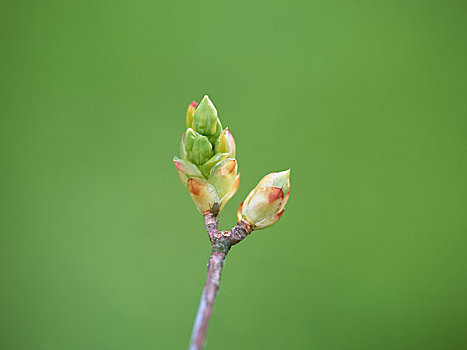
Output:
[{"xmin": 1, "ymin": 0, "xmax": 466, "ymax": 349}]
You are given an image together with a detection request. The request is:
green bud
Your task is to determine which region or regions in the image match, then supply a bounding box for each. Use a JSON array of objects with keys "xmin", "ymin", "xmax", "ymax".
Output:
[
  {"xmin": 175, "ymin": 95, "xmax": 246, "ymax": 216},
  {"xmin": 190, "ymin": 135, "xmax": 212, "ymax": 165},
  {"xmin": 184, "ymin": 128, "xmax": 196, "ymax": 152},
  {"xmin": 193, "ymin": 95, "xmax": 219, "ymax": 136}
]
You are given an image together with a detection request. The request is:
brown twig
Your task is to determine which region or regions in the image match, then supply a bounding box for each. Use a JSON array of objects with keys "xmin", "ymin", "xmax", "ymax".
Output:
[{"xmin": 189, "ymin": 211, "xmax": 252, "ymax": 350}]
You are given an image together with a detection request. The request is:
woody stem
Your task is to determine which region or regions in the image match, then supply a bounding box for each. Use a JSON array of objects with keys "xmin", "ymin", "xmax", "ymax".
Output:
[{"xmin": 188, "ymin": 212, "xmax": 252, "ymax": 350}]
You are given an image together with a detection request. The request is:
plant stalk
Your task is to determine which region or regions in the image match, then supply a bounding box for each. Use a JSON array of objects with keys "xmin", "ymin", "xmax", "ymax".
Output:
[
  {"xmin": 189, "ymin": 244, "xmax": 229, "ymax": 350},
  {"xmin": 188, "ymin": 212, "xmax": 252, "ymax": 350}
]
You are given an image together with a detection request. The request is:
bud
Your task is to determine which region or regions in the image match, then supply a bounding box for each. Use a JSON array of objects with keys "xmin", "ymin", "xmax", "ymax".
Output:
[
  {"xmin": 190, "ymin": 135, "xmax": 213, "ymax": 165},
  {"xmin": 186, "ymin": 101, "xmax": 197, "ymax": 129},
  {"xmin": 184, "ymin": 128, "xmax": 196, "ymax": 152},
  {"xmin": 181, "ymin": 129, "xmax": 213, "ymax": 165},
  {"xmin": 217, "ymin": 128, "xmax": 236, "ymax": 157},
  {"xmin": 237, "ymin": 170, "xmax": 290, "ymax": 230},
  {"xmin": 174, "ymin": 95, "xmax": 239, "ymax": 214},
  {"xmin": 193, "ymin": 95, "xmax": 219, "ymax": 136}
]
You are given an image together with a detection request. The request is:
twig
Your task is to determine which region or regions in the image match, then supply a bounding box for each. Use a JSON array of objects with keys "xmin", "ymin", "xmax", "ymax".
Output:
[{"xmin": 189, "ymin": 211, "xmax": 252, "ymax": 350}]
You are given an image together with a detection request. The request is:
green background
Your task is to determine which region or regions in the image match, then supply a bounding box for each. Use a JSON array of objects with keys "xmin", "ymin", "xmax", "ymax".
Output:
[{"xmin": 1, "ymin": 0, "xmax": 466, "ymax": 349}]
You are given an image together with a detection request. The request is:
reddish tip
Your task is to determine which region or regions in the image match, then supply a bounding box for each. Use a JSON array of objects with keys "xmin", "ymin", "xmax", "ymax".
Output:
[
  {"xmin": 190, "ymin": 101, "xmax": 198, "ymax": 108},
  {"xmin": 173, "ymin": 159, "xmax": 182, "ymax": 171},
  {"xmin": 277, "ymin": 210, "xmax": 285, "ymax": 218},
  {"xmin": 268, "ymin": 187, "xmax": 284, "ymax": 203}
]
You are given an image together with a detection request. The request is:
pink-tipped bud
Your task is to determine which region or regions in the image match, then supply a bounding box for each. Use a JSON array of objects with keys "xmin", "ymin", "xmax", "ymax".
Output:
[
  {"xmin": 186, "ymin": 101, "xmax": 198, "ymax": 129},
  {"xmin": 237, "ymin": 170, "xmax": 290, "ymax": 230}
]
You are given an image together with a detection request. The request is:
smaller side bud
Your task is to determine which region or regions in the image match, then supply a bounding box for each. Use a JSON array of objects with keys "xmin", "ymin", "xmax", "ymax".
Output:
[
  {"xmin": 237, "ymin": 170, "xmax": 290, "ymax": 230},
  {"xmin": 193, "ymin": 95, "xmax": 219, "ymax": 136},
  {"xmin": 186, "ymin": 101, "xmax": 198, "ymax": 129}
]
